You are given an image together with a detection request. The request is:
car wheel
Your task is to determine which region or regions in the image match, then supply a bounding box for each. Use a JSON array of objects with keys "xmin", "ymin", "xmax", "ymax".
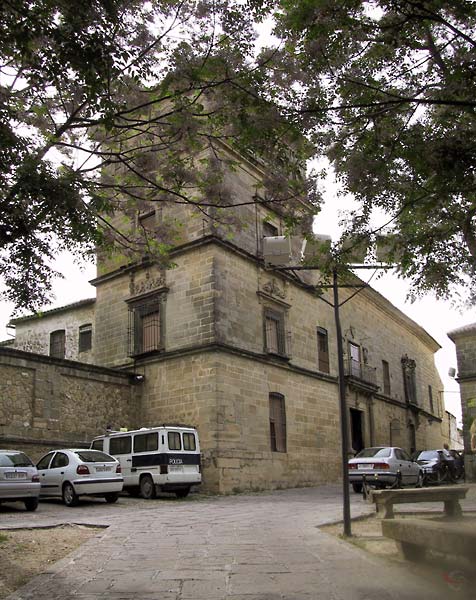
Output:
[
  {"xmin": 104, "ymin": 493, "xmax": 119, "ymax": 504},
  {"xmin": 175, "ymin": 487, "xmax": 191, "ymax": 499},
  {"xmin": 62, "ymin": 482, "xmax": 79, "ymax": 507},
  {"xmin": 352, "ymin": 483, "xmax": 363, "ymax": 493},
  {"xmin": 24, "ymin": 497, "xmax": 39, "ymax": 511},
  {"xmin": 415, "ymin": 471, "xmax": 424, "ymax": 488},
  {"xmin": 140, "ymin": 475, "xmax": 156, "ymax": 499}
]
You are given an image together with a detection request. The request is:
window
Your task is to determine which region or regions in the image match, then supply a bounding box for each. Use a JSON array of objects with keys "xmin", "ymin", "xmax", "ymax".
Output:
[
  {"xmin": 79, "ymin": 324, "xmax": 92, "ymax": 352},
  {"xmin": 134, "ymin": 432, "xmax": 158, "ymax": 453},
  {"xmin": 168, "ymin": 431, "xmax": 181, "ymax": 450},
  {"xmin": 51, "ymin": 452, "xmax": 69, "ymax": 469},
  {"xmin": 128, "ymin": 296, "xmax": 163, "ymax": 356},
  {"xmin": 50, "ymin": 329, "xmax": 65, "ymax": 359},
  {"xmin": 382, "ymin": 360, "xmax": 391, "ymax": 395},
  {"xmin": 37, "ymin": 453, "xmax": 54, "ymax": 470},
  {"xmin": 317, "ymin": 327, "xmax": 329, "ymax": 373},
  {"xmin": 402, "ymin": 355, "xmax": 417, "ymax": 404},
  {"xmin": 91, "ymin": 439, "xmax": 104, "ymax": 451},
  {"xmin": 138, "ymin": 210, "xmax": 157, "ymax": 233},
  {"xmin": 264, "ymin": 308, "xmax": 286, "ymax": 356},
  {"xmin": 109, "ymin": 436, "xmax": 132, "ymax": 455},
  {"xmin": 269, "ymin": 393, "xmax": 287, "ymax": 452},
  {"xmin": 428, "ymin": 385, "xmax": 434, "ymax": 413},
  {"xmin": 183, "ymin": 433, "xmax": 196, "ymax": 451},
  {"xmin": 348, "ymin": 342, "xmax": 361, "ymax": 377}
]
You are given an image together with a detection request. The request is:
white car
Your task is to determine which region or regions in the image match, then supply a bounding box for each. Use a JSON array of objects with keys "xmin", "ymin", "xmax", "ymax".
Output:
[
  {"xmin": 36, "ymin": 449, "xmax": 123, "ymax": 507},
  {"xmin": 0, "ymin": 449, "xmax": 40, "ymax": 511},
  {"xmin": 348, "ymin": 446, "xmax": 423, "ymax": 492}
]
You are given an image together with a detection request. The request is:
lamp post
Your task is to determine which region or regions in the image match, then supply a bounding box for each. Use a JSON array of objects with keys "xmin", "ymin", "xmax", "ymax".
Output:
[{"xmin": 262, "ymin": 234, "xmax": 393, "ymax": 537}]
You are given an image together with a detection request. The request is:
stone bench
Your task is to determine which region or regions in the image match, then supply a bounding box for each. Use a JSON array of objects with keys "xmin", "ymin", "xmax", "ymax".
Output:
[
  {"xmin": 370, "ymin": 486, "xmax": 468, "ymax": 519},
  {"xmin": 382, "ymin": 517, "xmax": 476, "ymax": 561}
]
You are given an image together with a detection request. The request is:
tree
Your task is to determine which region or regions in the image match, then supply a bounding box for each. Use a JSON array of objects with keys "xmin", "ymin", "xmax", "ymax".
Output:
[
  {"xmin": 254, "ymin": 0, "xmax": 476, "ymax": 302},
  {"xmin": 1, "ymin": 0, "xmax": 315, "ymax": 311}
]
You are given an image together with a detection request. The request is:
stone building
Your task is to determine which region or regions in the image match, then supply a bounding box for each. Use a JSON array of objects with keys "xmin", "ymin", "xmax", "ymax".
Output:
[
  {"xmin": 1, "ymin": 138, "xmax": 451, "ymax": 493},
  {"xmin": 448, "ymin": 323, "xmax": 476, "ymax": 480}
]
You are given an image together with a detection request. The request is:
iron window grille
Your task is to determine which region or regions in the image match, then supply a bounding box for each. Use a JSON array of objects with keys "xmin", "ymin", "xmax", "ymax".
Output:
[
  {"xmin": 78, "ymin": 324, "xmax": 92, "ymax": 353},
  {"xmin": 317, "ymin": 327, "xmax": 330, "ymax": 373},
  {"xmin": 128, "ymin": 296, "xmax": 164, "ymax": 357},
  {"xmin": 50, "ymin": 329, "xmax": 66, "ymax": 359},
  {"xmin": 264, "ymin": 308, "xmax": 287, "ymax": 357}
]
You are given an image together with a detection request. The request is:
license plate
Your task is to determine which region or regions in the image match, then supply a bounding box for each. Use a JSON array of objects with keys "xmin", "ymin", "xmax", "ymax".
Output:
[
  {"xmin": 5, "ymin": 471, "xmax": 27, "ymax": 479},
  {"xmin": 358, "ymin": 464, "xmax": 373, "ymax": 470},
  {"xmin": 169, "ymin": 465, "xmax": 183, "ymax": 473},
  {"xmin": 95, "ymin": 466, "xmax": 111, "ymax": 472}
]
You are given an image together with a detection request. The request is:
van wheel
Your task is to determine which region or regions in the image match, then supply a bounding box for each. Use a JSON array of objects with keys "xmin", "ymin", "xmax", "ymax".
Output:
[
  {"xmin": 104, "ymin": 493, "xmax": 119, "ymax": 504},
  {"xmin": 24, "ymin": 497, "xmax": 39, "ymax": 511},
  {"xmin": 175, "ymin": 487, "xmax": 191, "ymax": 499},
  {"xmin": 62, "ymin": 482, "xmax": 79, "ymax": 507},
  {"xmin": 140, "ymin": 475, "xmax": 156, "ymax": 499}
]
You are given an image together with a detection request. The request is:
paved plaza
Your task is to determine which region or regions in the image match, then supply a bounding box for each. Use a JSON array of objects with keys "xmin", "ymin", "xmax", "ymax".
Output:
[{"xmin": 1, "ymin": 484, "xmax": 475, "ymax": 599}]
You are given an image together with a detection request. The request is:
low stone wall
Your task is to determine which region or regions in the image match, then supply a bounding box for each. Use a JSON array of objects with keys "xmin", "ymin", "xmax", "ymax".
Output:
[{"xmin": 0, "ymin": 348, "xmax": 139, "ymax": 461}]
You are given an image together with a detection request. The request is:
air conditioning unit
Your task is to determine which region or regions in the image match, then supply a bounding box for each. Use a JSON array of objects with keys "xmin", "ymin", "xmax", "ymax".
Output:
[{"xmin": 262, "ymin": 236, "xmax": 292, "ymax": 266}]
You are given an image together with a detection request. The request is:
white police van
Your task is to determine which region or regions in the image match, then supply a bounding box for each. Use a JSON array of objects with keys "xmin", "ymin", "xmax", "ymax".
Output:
[{"xmin": 90, "ymin": 426, "xmax": 201, "ymax": 499}]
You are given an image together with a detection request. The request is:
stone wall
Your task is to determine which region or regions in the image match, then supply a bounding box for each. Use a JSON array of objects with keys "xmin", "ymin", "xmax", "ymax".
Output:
[
  {"xmin": 448, "ymin": 323, "xmax": 476, "ymax": 480},
  {"xmin": 11, "ymin": 300, "xmax": 96, "ymax": 364},
  {"xmin": 0, "ymin": 347, "xmax": 138, "ymax": 462}
]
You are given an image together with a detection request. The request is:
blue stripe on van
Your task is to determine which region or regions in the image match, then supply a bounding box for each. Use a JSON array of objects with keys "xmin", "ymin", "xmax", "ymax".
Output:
[{"xmin": 132, "ymin": 453, "xmax": 200, "ymax": 468}]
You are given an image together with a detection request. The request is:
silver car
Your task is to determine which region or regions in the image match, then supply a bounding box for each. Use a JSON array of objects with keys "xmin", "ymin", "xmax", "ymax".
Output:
[
  {"xmin": 348, "ymin": 446, "xmax": 423, "ymax": 492},
  {"xmin": 36, "ymin": 449, "xmax": 123, "ymax": 507},
  {"xmin": 0, "ymin": 449, "xmax": 41, "ymax": 511}
]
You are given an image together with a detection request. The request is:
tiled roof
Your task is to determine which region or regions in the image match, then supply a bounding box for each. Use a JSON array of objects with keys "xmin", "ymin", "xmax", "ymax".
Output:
[{"xmin": 9, "ymin": 298, "xmax": 96, "ymax": 325}]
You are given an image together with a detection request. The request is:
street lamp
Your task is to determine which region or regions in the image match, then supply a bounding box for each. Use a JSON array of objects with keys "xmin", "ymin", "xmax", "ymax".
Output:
[{"xmin": 263, "ymin": 234, "xmax": 393, "ymax": 537}]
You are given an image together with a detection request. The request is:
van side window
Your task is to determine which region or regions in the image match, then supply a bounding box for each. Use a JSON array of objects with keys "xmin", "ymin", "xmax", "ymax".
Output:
[
  {"xmin": 134, "ymin": 432, "xmax": 158, "ymax": 453},
  {"xmin": 91, "ymin": 440, "xmax": 103, "ymax": 451},
  {"xmin": 183, "ymin": 433, "xmax": 196, "ymax": 451},
  {"xmin": 168, "ymin": 432, "xmax": 181, "ymax": 450},
  {"xmin": 109, "ymin": 436, "xmax": 132, "ymax": 455}
]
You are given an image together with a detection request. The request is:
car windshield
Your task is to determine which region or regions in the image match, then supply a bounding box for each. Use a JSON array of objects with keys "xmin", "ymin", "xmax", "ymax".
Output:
[
  {"xmin": 416, "ymin": 451, "xmax": 439, "ymax": 460},
  {"xmin": 74, "ymin": 450, "xmax": 116, "ymax": 463},
  {"xmin": 355, "ymin": 447, "xmax": 391, "ymax": 458},
  {"xmin": 0, "ymin": 452, "xmax": 33, "ymax": 467}
]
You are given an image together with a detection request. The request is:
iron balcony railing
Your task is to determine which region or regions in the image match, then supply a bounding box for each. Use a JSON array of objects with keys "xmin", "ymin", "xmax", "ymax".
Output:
[{"xmin": 344, "ymin": 358, "xmax": 377, "ymax": 386}]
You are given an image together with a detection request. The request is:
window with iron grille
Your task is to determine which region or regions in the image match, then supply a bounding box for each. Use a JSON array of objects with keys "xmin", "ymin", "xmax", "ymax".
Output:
[
  {"xmin": 128, "ymin": 296, "xmax": 164, "ymax": 356},
  {"xmin": 269, "ymin": 393, "xmax": 286, "ymax": 452},
  {"xmin": 264, "ymin": 308, "xmax": 286, "ymax": 356},
  {"xmin": 78, "ymin": 324, "xmax": 92, "ymax": 352},
  {"xmin": 50, "ymin": 329, "xmax": 65, "ymax": 359},
  {"xmin": 382, "ymin": 360, "xmax": 391, "ymax": 395},
  {"xmin": 402, "ymin": 355, "xmax": 417, "ymax": 405},
  {"xmin": 317, "ymin": 327, "xmax": 329, "ymax": 373}
]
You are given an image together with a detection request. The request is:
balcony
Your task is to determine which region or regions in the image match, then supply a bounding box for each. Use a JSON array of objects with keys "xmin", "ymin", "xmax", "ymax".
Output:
[{"xmin": 344, "ymin": 358, "xmax": 378, "ymax": 392}]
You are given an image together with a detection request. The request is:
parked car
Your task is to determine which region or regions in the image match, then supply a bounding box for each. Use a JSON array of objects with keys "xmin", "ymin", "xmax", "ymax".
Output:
[
  {"xmin": 36, "ymin": 449, "xmax": 123, "ymax": 507},
  {"xmin": 0, "ymin": 449, "xmax": 40, "ymax": 511},
  {"xmin": 348, "ymin": 446, "xmax": 423, "ymax": 493},
  {"xmin": 413, "ymin": 449, "xmax": 452, "ymax": 484}
]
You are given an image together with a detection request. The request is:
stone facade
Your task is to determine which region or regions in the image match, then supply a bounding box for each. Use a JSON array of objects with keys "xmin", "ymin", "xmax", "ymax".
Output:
[
  {"xmin": 2, "ymin": 142, "xmax": 451, "ymax": 493},
  {"xmin": 0, "ymin": 347, "xmax": 138, "ymax": 462},
  {"xmin": 10, "ymin": 299, "xmax": 95, "ymax": 364},
  {"xmin": 448, "ymin": 323, "xmax": 476, "ymax": 480}
]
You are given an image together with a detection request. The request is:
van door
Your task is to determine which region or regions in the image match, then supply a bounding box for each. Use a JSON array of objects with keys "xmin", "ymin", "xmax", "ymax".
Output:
[
  {"xmin": 166, "ymin": 429, "xmax": 200, "ymax": 484},
  {"xmin": 108, "ymin": 435, "xmax": 134, "ymax": 487}
]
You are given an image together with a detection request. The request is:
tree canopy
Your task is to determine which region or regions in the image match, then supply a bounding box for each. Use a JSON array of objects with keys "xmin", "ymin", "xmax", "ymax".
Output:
[
  {"xmin": 1, "ymin": 0, "xmax": 314, "ymax": 311},
  {"xmin": 256, "ymin": 0, "xmax": 476, "ymax": 302}
]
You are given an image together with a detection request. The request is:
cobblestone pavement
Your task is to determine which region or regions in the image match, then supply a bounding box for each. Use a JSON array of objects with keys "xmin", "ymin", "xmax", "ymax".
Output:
[{"xmin": 2, "ymin": 484, "xmax": 475, "ymax": 600}]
